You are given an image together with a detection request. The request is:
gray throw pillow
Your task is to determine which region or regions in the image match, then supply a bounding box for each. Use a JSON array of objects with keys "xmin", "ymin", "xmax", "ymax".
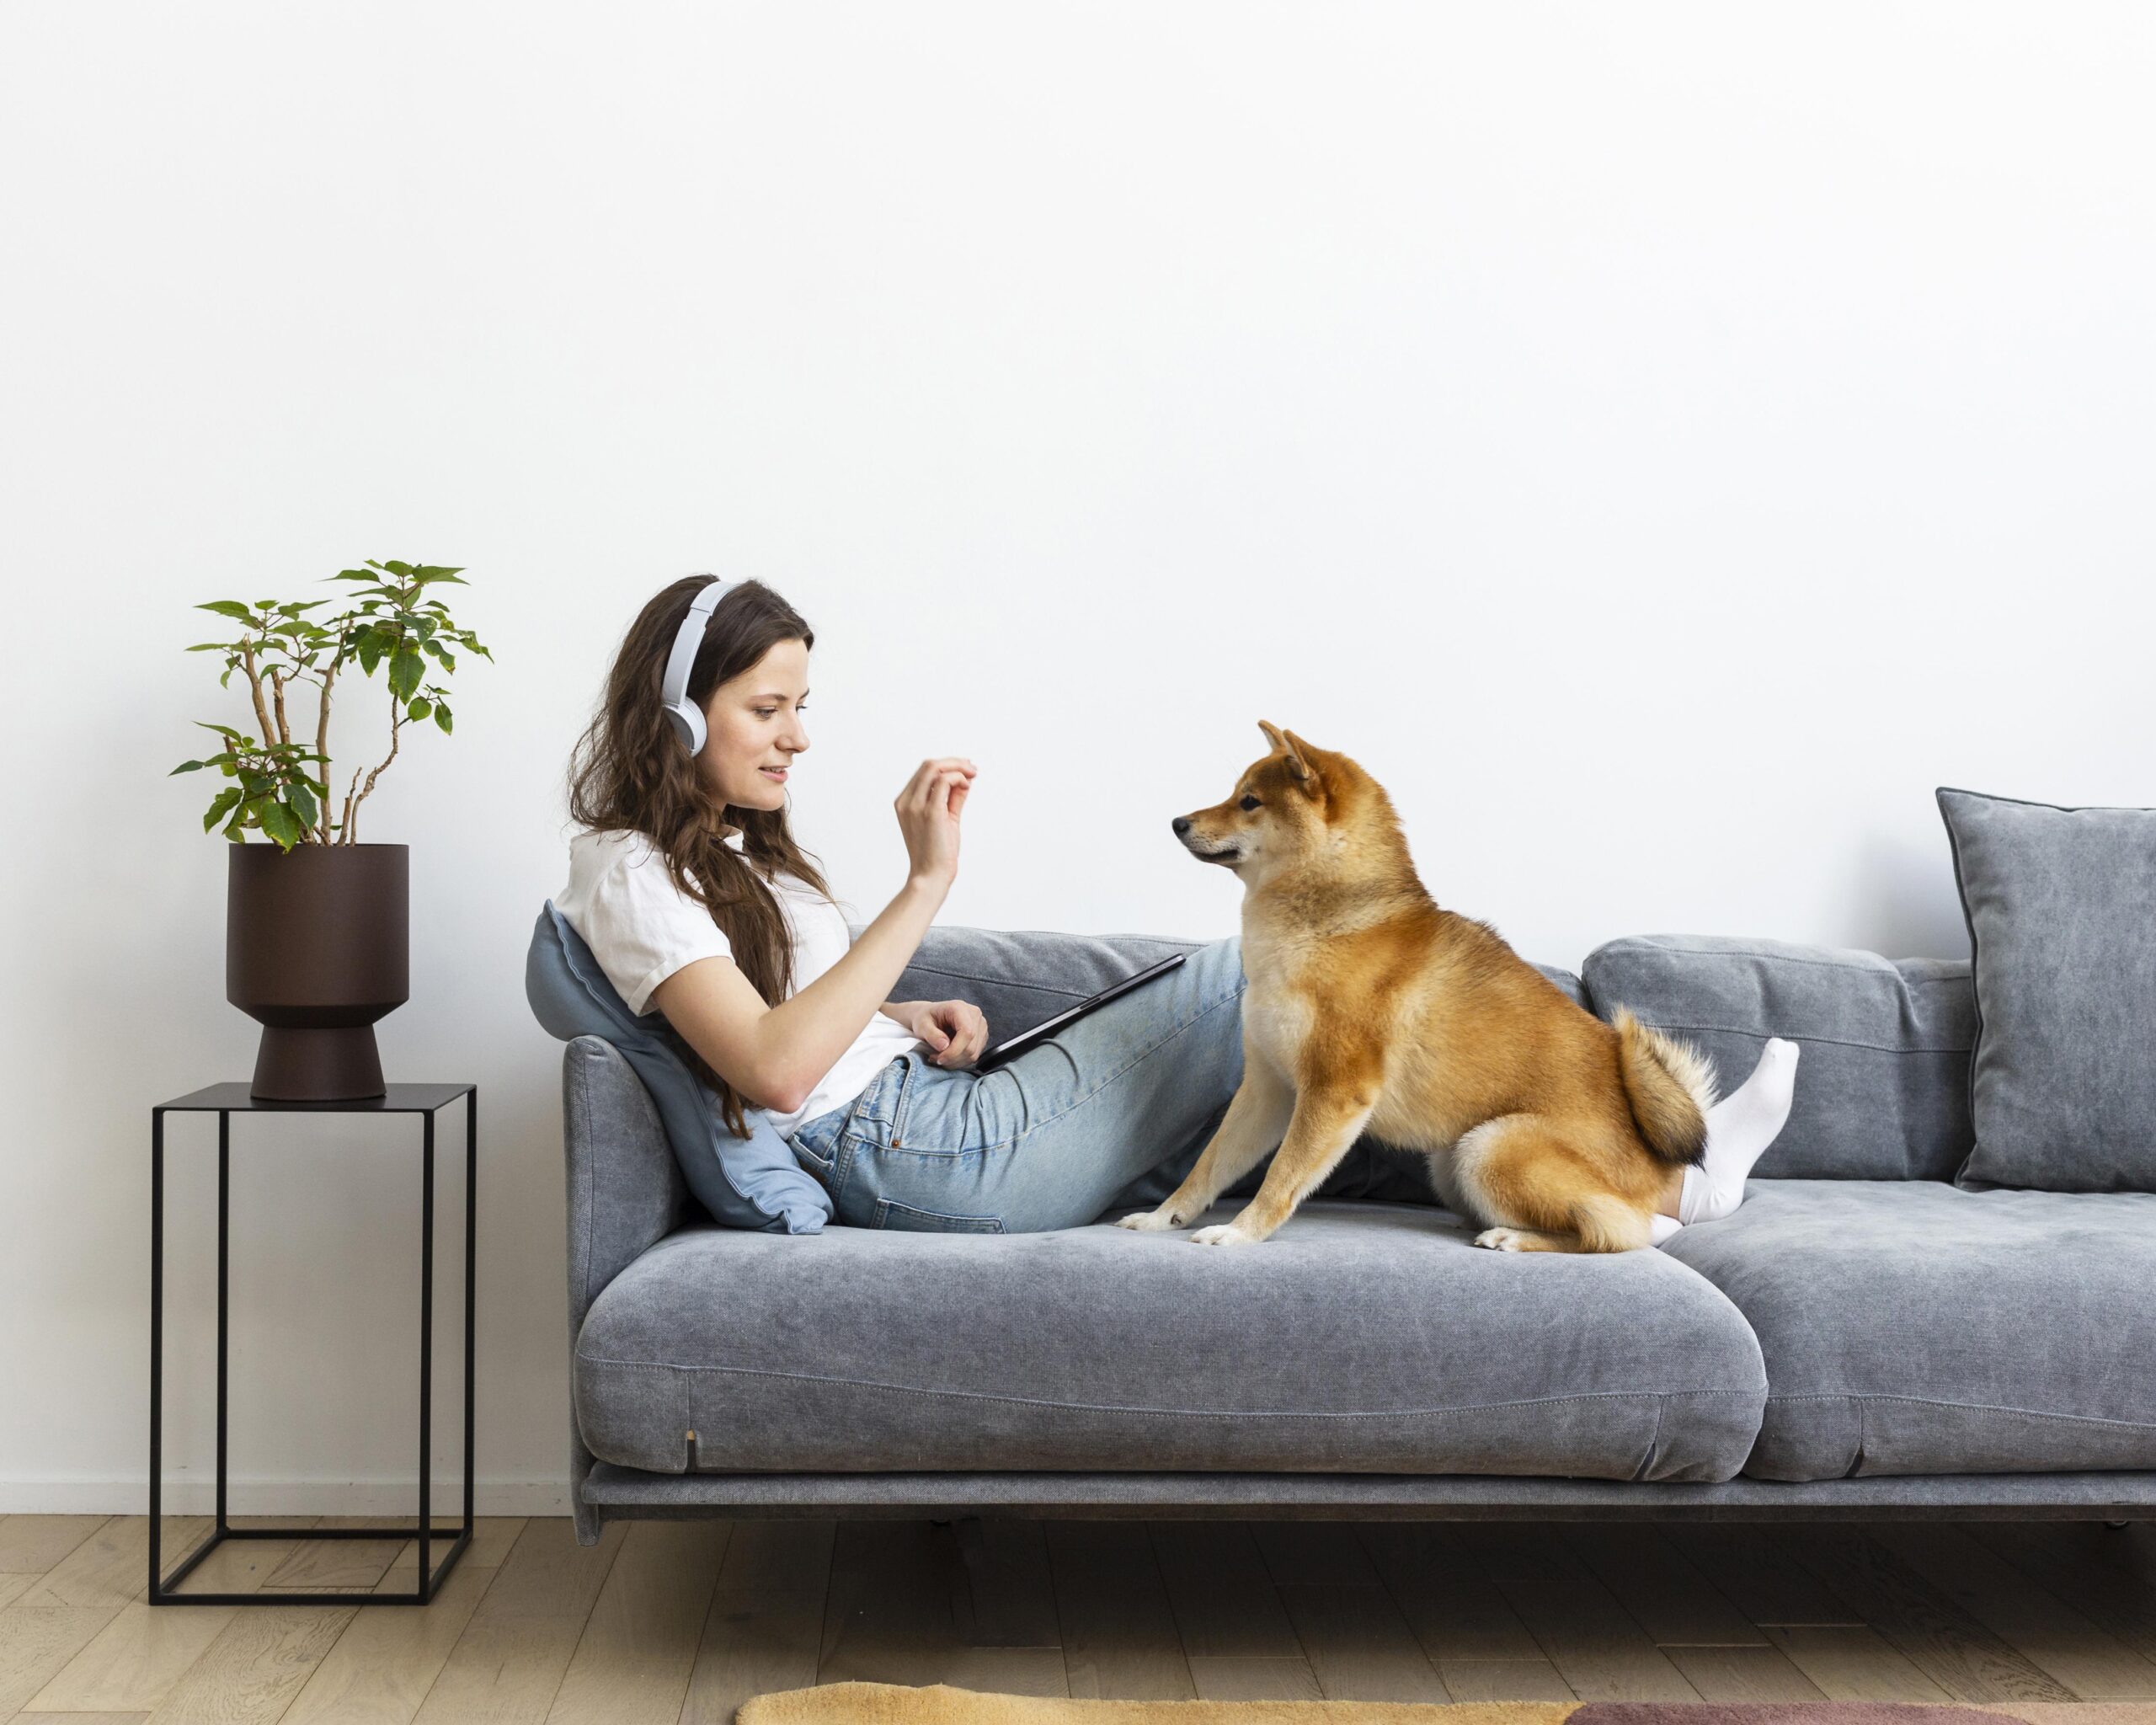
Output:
[
  {"xmin": 526, "ymin": 903, "xmax": 834, "ymax": 1233},
  {"xmin": 1582, "ymin": 934, "xmax": 1976, "ymax": 1181},
  {"xmin": 1938, "ymin": 787, "xmax": 2156, "ymax": 1192}
]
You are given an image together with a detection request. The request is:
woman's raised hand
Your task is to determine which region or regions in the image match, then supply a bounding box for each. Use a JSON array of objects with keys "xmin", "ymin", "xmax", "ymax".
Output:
[{"xmin": 895, "ymin": 756, "xmax": 975, "ymax": 890}]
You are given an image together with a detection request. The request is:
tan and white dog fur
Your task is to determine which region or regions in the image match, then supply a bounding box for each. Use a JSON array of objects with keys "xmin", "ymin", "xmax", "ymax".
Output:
[{"xmin": 1117, "ymin": 722, "xmax": 1716, "ymax": 1253}]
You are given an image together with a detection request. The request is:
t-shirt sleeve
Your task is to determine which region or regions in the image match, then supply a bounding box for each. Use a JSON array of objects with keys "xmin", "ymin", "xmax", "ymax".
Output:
[{"xmin": 578, "ymin": 841, "xmax": 734, "ymax": 1015}]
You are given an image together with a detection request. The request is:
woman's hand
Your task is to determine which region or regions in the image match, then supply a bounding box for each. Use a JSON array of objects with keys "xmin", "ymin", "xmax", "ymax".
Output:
[
  {"xmin": 889, "ymin": 998, "xmax": 990, "ymax": 1068},
  {"xmin": 895, "ymin": 756, "xmax": 975, "ymax": 891}
]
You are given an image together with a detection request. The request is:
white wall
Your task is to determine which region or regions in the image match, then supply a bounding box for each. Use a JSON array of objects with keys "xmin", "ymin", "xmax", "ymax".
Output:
[{"xmin": 3, "ymin": 3, "xmax": 2150, "ymax": 1512}]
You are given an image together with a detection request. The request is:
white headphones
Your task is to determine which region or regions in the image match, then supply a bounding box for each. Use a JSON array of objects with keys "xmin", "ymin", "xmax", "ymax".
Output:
[{"xmin": 659, "ymin": 574, "xmax": 739, "ymax": 755}]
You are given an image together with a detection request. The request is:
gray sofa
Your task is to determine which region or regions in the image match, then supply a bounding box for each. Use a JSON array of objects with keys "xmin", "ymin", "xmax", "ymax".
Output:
[{"xmin": 558, "ymin": 927, "xmax": 2156, "ymax": 1546}]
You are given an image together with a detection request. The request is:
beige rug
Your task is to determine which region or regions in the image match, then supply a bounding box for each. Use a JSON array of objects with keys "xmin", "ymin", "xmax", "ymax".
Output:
[{"xmin": 735, "ymin": 1683, "xmax": 2156, "ymax": 1723}]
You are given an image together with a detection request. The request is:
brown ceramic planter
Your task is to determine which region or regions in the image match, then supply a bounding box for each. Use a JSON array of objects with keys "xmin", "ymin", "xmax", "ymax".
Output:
[{"xmin": 227, "ymin": 843, "xmax": 409, "ymax": 1100}]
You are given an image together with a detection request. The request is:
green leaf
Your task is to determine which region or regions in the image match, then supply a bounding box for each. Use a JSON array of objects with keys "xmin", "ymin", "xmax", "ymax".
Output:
[
  {"xmin": 257, "ymin": 801, "xmax": 304, "ymax": 850},
  {"xmin": 388, "ymin": 645, "xmax": 424, "ymax": 701},
  {"xmin": 197, "ymin": 600, "xmax": 259, "ymax": 622},
  {"xmin": 382, "ymin": 559, "xmax": 414, "ymax": 577},
  {"xmin": 406, "ymin": 697, "xmax": 431, "ymax": 721},
  {"xmin": 203, "ymin": 787, "xmax": 243, "ymax": 830},
  {"xmin": 185, "ymin": 641, "xmax": 234, "ymax": 652},
  {"xmin": 288, "ymin": 779, "xmax": 319, "ymax": 830},
  {"xmin": 195, "ymin": 720, "xmax": 243, "ymax": 737},
  {"xmin": 170, "ymin": 760, "xmax": 205, "ymax": 775},
  {"xmin": 434, "ymin": 702, "xmax": 453, "ymax": 734}
]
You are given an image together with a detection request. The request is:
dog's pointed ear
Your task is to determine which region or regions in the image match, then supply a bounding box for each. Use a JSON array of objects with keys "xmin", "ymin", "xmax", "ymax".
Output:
[{"xmin": 1258, "ymin": 720, "xmax": 1315, "ymax": 784}]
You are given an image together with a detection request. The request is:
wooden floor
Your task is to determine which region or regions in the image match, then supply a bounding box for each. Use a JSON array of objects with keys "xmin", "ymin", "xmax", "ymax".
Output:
[{"xmin": 3, "ymin": 1514, "xmax": 2154, "ymax": 1722}]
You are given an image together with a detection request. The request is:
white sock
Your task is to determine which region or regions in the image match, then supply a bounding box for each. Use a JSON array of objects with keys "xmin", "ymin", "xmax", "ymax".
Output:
[
  {"xmin": 1676, "ymin": 1038, "xmax": 1801, "ymax": 1225},
  {"xmin": 1647, "ymin": 1211, "xmax": 1684, "ymax": 1247}
]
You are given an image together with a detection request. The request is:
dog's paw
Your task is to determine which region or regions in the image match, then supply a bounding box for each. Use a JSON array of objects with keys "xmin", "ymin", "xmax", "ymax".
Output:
[
  {"xmin": 1116, "ymin": 1209, "xmax": 1182, "ymax": 1232},
  {"xmin": 1190, "ymin": 1223, "xmax": 1257, "ymax": 1247},
  {"xmin": 1474, "ymin": 1226, "xmax": 1527, "ymax": 1252}
]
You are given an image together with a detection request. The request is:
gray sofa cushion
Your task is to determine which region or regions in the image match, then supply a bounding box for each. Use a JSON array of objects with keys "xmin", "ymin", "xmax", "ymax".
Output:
[
  {"xmin": 573, "ymin": 1198, "xmax": 1767, "ymax": 1483},
  {"xmin": 876, "ymin": 924, "xmax": 1588, "ymax": 1210},
  {"xmin": 880, "ymin": 925, "xmax": 1207, "ymax": 1048},
  {"xmin": 881, "ymin": 922, "xmax": 1588, "ymax": 1033},
  {"xmin": 1938, "ymin": 787, "xmax": 2156, "ymax": 1193},
  {"xmin": 1581, "ymin": 934, "xmax": 1975, "ymax": 1181},
  {"xmin": 1660, "ymin": 1178, "xmax": 2156, "ymax": 1481}
]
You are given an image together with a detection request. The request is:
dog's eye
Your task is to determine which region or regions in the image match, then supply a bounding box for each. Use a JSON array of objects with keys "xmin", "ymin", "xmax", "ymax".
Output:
[{"xmin": 1238, "ymin": 794, "xmax": 1261, "ymax": 811}]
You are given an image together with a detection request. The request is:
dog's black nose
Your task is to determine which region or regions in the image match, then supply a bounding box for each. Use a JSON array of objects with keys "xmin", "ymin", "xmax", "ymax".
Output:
[{"xmin": 1171, "ymin": 816, "xmax": 1191, "ymax": 836}]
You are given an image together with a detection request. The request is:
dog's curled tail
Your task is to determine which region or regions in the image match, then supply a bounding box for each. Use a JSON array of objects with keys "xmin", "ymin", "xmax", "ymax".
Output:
[{"xmin": 1611, "ymin": 1007, "xmax": 1718, "ymax": 1167}]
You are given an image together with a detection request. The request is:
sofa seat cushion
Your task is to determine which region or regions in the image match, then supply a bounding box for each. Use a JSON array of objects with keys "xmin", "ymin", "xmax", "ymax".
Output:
[
  {"xmin": 1660, "ymin": 1179, "xmax": 2156, "ymax": 1481},
  {"xmin": 574, "ymin": 1199, "xmax": 1767, "ymax": 1482},
  {"xmin": 1580, "ymin": 934, "xmax": 1975, "ymax": 1181}
]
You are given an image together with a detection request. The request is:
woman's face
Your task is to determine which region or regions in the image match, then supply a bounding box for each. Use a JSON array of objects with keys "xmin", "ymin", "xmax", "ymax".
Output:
[{"xmin": 696, "ymin": 638, "xmax": 811, "ymax": 816}]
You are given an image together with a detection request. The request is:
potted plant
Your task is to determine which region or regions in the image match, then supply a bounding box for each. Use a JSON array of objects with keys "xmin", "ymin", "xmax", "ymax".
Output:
[{"xmin": 173, "ymin": 561, "xmax": 490, "ymax": 1100}]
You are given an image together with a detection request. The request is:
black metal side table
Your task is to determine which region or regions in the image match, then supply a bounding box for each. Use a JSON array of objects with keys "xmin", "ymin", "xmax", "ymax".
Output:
[{"xmin": 149, "ymin": 1083, "xmax": 476, "ymax": 1605}]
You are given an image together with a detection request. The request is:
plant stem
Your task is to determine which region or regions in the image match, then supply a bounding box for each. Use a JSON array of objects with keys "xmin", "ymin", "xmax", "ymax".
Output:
[
  {"xmin": 341, "ymin": 702, "xmax": 402, "ymax": 845},
  {"xmin": 313, "ymin": 662, "xmax": 339, "ymax": 841},
  {"xmin": 239, "ymin": 638, "xmax": 276, "ymax": 750}
]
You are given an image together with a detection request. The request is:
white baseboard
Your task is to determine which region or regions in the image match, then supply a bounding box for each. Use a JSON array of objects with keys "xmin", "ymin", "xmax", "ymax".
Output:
[{"xmin": 0, "ymin": 1474, "xmax": 572, "ymax": 1517}]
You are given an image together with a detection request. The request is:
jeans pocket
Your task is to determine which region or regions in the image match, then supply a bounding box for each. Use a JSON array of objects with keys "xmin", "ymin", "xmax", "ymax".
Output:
[
  {"xmin": 871, "ymin": 1197, "xmax": 1005, "ymax": 1233},
  {"xmin": 790, "ymin": 1125, "xmax": 837, "ymax": 1179},
  {"xmin": 884, "ymin": 1054, "xmax": 920, "ymax": 1146}
]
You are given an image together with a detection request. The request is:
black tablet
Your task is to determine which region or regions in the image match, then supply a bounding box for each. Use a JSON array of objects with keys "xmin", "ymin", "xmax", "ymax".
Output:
[{"xmin": 971, "ymin": 952, "xmax": 1189, "ymax": 1072}]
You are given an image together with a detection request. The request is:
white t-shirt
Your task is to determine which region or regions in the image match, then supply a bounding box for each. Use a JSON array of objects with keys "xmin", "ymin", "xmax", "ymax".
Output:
[{"xmin": 554, "ymin": 826, "xmax": 925, "ymax": 1139}]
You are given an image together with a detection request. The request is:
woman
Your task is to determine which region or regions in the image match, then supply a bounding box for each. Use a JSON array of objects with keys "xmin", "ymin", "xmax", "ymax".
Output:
[
  {"xmin": 557, "ymin": 574, "xmax": 1251, "ymax": 1236},
  {"xmin": 558, "ymin": 574, "xmax": 1794, "ymax": 1238}
]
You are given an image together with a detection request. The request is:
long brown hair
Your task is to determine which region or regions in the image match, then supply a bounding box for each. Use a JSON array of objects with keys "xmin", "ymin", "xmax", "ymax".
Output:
[{"xmin": 568, "ymin": 575, "xmax": 836, "ymax": 1136}]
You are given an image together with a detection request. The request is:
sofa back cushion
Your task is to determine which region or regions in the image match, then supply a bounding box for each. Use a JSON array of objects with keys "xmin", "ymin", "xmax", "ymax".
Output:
[
  {"xmin": 1582, "ymin": 934, "xmax": 1974, "ymax": 1181},
  {"xmin": 876, "ymin": 924, "xmax": 1212, "ymax": 1049},
  {"xmin": 1939, "ymin": 786, "xmax": 2156, "ymax": 1192}
]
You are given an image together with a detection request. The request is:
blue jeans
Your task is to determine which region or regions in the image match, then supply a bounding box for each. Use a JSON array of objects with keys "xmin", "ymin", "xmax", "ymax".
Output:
[{"xmin": 787, "ymin": 936, "xmax": 1250, "ymax": 1233}]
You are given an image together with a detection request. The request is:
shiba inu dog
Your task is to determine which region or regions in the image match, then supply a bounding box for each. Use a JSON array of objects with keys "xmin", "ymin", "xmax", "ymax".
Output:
[{"xmin": 1117, "ymin": 722, "xmax": 1715, "ymax": 1253}]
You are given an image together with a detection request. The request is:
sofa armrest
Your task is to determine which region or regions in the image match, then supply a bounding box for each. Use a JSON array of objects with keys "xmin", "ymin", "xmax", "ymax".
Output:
[
  {"xmin": 563, "ymin": 1035, "xmax": 691, "ymax": 1338},
  {"xmin": 562, "ymin": 1035, "xmax": 691, "ymax": 1543}
]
